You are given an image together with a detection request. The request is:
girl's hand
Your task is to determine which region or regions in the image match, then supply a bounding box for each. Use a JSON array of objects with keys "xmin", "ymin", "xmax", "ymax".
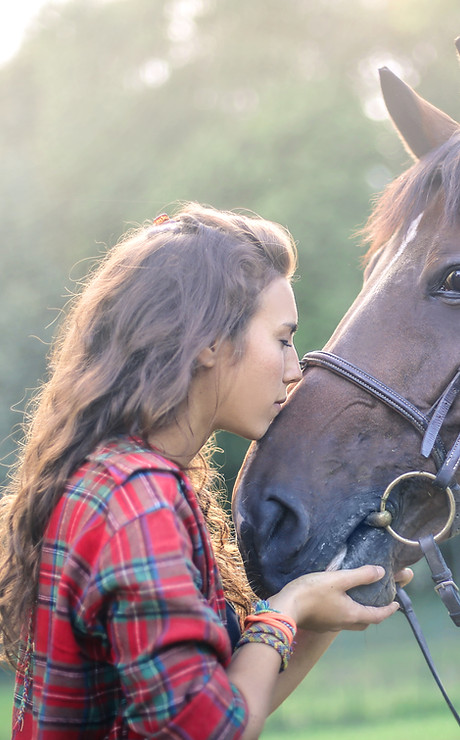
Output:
[
  {"xmin": 394, "ymin": 567, "xmax": 414, "ymax": 587},
  {"xmin": 267, "ymin": 565, "xmax": 399, "ymax": 632}
]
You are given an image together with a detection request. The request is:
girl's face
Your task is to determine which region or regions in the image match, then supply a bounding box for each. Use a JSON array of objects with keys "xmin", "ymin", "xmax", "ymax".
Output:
[{"xmin": 213, "ymin": 277, "xmax": 301, "ymax": 440}]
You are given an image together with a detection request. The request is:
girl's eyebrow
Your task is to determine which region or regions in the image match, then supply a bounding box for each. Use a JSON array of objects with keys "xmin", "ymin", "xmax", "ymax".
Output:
[{"xmin": 283, "ymin": 322, "xmax": 298, "ymax": 333}]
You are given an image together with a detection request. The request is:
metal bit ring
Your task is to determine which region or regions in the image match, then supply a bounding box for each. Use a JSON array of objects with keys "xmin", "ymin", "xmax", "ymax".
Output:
[{"xmin": 380, "ymin": 471, "xmax": 456, "ymax": 547}]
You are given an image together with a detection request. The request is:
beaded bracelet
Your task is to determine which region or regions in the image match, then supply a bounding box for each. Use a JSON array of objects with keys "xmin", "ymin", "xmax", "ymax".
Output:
[{"xmin": 234, "ymin": 600, "xmax": 297, "ymax": 672}]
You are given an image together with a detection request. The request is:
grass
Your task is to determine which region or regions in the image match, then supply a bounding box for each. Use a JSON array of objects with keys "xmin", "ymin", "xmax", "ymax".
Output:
[
  {"xmin": 263, "ymin": 715, "xmax": 460, "ymax": 740},
  {"xmin": 0, "ymin": 568, "xmax": 459, "ymax": 739},
  {"xmin": 0, "ymin": 675, "xmax": 14, "ymax": 740}
]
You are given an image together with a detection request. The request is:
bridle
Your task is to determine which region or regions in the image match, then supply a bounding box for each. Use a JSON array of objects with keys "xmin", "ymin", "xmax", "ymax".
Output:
[{"xmin": 301, "ymin": 350, "xmax": 460, "ymax": 725}]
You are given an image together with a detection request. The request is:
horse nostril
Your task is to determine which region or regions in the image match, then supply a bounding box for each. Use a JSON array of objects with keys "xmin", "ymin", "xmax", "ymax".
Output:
[
  {"xmin": 236, "ymin": 488, "xmax": 311, "ymax": 597},
  {"xmin": 259, "ymin": 493, "xmax": 311, "ymax": 570}
]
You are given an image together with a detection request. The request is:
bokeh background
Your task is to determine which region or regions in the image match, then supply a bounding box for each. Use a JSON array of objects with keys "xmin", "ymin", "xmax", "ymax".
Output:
[{"xmin": 0, "ymin": 0, "xmax": 460, "ymax": 737}]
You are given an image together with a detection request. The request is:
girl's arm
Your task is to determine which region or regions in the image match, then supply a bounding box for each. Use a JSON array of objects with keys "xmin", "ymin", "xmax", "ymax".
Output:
[
  {"xmin": 227, "ymin": 629, "xmax": 336, "ymax": 739},
  {"xmin": 226, "ymin": 564, "xmax": 402, "ymax": 740}
]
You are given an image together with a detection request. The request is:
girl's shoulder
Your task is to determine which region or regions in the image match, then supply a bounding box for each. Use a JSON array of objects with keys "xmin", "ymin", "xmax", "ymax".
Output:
[
  {"xmin": 62, "ymin": 435, "xmax": 194, "ymax": 534},
  {"xmin": 88, "ymin": 435, "xmax": 184, "ymax": 483}
]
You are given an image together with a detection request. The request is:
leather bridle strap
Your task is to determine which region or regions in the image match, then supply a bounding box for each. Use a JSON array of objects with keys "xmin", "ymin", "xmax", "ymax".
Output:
[
  {"xmin": 301, "ymin": 348, "xmax": 460, "ymax": 554},
  {"xmin": 301, "ymin": 351, "xmax": 460, "ymax": 514},
  {"xmin": 395, "ymin": 584, "xmax": 460, "ymax": 726},
  {"xmin": 423, "ymin": 368, "xmax": 460, "ymax": 490},
  {"xmin": 301, "ymin": 350, "xmax": 449, "ymax": 470},
  {"xmin": 419, "ymin": 534, "xmax": 460, "ymax": 626}
]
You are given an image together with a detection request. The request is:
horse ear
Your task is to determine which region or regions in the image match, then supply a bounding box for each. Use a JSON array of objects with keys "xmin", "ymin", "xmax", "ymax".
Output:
[{"xmin": 379, "ymin": 66, "xmax": 459, "ymax": 160}]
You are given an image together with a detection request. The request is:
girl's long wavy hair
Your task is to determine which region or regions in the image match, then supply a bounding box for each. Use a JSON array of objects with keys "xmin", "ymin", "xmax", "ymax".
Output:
[{"xmin": 0, "ymin": 202, "xmax": 297, "ymax": 665}]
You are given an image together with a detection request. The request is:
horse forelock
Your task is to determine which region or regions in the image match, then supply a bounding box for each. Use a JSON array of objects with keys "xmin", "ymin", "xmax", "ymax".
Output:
[{"xmin": 362, "ymin": 130, "xmax": 460, "ymax": 267}]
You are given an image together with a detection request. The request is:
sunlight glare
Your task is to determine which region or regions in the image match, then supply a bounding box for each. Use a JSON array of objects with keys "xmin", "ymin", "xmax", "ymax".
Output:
[{"xmin": 0, "ymin": 0, "xmax": 67, "ymax": 66}]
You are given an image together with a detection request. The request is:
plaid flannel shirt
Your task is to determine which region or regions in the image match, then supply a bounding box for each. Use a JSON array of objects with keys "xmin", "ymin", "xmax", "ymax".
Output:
[{"xmin": 13, "ymin": 436, "xmax": 248, "ymax": 739}]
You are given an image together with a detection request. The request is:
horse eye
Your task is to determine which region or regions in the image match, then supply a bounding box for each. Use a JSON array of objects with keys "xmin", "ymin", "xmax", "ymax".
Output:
[{"xmin": 441, "ymin": 269, "xmax": 460, "ymax": 293}]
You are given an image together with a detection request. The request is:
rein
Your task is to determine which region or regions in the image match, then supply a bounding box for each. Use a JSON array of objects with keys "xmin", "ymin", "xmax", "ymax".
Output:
[{"xmin": 301, "ymin": 350, "xmax": 460, "ymax": 725}]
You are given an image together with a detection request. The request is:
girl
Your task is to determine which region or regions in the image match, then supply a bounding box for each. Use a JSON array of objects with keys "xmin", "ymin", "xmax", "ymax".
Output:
[{"xmin": 0, "ymin": 203, "xmax": 409, "ymax": 739}]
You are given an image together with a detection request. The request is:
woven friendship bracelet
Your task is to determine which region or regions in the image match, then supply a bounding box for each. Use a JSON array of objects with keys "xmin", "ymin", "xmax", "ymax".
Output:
[
  {"xmin": 244, "ymin": 613, "xmax": 295, "ymax": 646},
  {"xmin": 235, "ymin": 621, "xmax": 293, "ymax": 672},
  {"xmin": 235, "ymin": 600, "xmax": 297, "ymax": 672},
  {"xmin": 244, "ymin": 600, "xmax": 296, "ymax": 644}
]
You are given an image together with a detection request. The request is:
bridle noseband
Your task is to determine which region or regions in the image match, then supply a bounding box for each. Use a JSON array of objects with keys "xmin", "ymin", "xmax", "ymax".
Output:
[
  {"xmin": 301, "ymin": 351, "xmax": 460, "ymax": 491},
  {"xmin": 300, "ymin": 349, "xmax": 460, "ymax": 724}
]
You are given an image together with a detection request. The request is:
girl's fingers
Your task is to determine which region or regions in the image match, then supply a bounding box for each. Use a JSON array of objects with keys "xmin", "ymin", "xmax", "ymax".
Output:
[
  {"xmin": 394, "ymin": 567, "xmax": 414, "ymax": 587},
  {"xmin": 276, "ymin": 564, "xmax": 407, "ymax": 631},
  {"xmin": 333, "ymin": 564, "xmax": 386, "ymax": 590},
  {"xmin": 332, "ymin": 564, "xmax": 414, "ymax": 591},
  {"xmin": 351, "ymin": 600, "xmax": 400, "ymax": 627}
]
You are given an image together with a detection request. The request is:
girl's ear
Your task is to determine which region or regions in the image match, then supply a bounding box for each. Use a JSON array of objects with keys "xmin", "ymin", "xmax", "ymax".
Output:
[{"xmin": 196, "ymin": 345, "xmax": 218, "ymax": 368}]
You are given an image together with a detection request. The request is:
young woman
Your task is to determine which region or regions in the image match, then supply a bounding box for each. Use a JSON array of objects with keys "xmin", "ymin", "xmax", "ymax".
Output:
[{"xmin": 0, "ymin": 203, "xmax": 410, "ymax": 739}]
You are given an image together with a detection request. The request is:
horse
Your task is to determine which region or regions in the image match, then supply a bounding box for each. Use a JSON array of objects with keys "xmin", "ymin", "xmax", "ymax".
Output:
[{"xmin": 233, "ymin": 51, "xmax": 460, "ymax": 611}]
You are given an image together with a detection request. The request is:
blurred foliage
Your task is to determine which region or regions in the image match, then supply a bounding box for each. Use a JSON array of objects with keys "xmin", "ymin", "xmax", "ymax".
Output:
[{"xmin": 1, "ymin": 0, "xmax": 460, "ymax": 495}]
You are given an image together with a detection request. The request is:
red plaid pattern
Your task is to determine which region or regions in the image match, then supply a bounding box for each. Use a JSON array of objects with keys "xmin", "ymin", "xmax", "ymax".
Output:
[{"xmin": 13, "ymin": 436, "xmax": 248, "ymax": 738}]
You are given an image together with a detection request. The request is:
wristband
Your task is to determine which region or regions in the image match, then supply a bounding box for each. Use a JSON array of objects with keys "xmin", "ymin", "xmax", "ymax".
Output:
[{"xmin": 235, "ymin": 600, "xmax": 297, "ymax": 672}]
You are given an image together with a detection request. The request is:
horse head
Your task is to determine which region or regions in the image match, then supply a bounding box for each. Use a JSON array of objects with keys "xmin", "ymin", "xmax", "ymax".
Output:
[{"xmin": 233, "ymin": 50, "xmax": 460, "ymax": 608}]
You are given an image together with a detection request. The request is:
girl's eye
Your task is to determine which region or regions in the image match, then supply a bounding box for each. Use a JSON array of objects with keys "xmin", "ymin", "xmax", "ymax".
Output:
[{"xmin": 280, "ymin": 339, "xmax": 292, "ymax": 348}]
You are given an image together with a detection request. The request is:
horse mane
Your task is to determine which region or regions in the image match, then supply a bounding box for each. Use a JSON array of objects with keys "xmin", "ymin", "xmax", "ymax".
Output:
[{"xmin": 361, "ymin": 130, "xmax": 460, "ymax": 264}]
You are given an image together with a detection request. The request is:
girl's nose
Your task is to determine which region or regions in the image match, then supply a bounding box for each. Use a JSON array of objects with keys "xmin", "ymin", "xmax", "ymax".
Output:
[{"xmin": 285, "ymin": 346, "xmax": 302, "ymax": 385}]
